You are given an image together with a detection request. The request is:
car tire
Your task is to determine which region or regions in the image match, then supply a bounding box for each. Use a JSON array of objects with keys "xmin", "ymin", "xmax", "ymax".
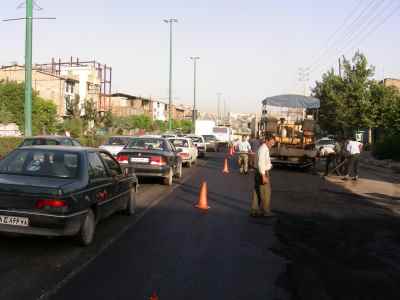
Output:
[
  {"xmin": 77, "ymin": 209, "xmax": 96, "ymax": 246},
  {"xmin": 163, "ymin": 168, "xmax": 173, "ymax": 186},
  {"xmin": 125, "ymin": 185, "xmax": 137, "ymax": 216},
  {"xmin": 175, "ymin": 162, "xmax": 183, "ymax": 179}
]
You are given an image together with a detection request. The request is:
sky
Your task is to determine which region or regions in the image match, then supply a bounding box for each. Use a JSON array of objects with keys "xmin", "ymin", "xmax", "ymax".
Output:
[{"xmin": 1, "ymin": 0, "xmax": 399, "ymax": 113}]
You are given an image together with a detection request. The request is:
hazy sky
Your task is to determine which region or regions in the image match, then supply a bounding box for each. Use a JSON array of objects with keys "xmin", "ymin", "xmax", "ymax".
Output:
[{"xmin": 1, "ymin": 0, "xmax": 399, "ymax": 113}]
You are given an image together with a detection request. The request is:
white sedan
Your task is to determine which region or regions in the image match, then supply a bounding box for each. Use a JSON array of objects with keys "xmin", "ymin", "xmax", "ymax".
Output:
[{"xmin": 168, "ymin": 137, "xmax": 198, "ymax": 167}]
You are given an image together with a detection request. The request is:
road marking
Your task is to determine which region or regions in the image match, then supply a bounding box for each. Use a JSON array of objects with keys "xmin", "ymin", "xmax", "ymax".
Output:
[{"xmin": 37, "ymin": 163, "xmax": 201, "ymax": 300}]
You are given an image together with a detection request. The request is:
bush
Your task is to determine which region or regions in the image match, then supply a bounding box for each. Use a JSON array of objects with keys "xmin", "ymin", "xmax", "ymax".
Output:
[
  {"xmin": 78, "ymin": 135, "xmax": 108, "ymax": 147},
  {"xmin": 373, "ymin": 134, "xmax": 400, "ymax": 161},
  {"xmin": 0, "ymin": 137, "xmax": 23, "ymax": 157}
]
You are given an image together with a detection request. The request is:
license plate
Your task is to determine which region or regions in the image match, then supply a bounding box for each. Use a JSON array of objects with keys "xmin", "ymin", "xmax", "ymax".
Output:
[
  {"xmin": 0, "ymin": 215, "xmax": 29, "ymax": 227},
  {"xmin": 131, "ymin": 157, "xmax": 149, "ymax": 163}
]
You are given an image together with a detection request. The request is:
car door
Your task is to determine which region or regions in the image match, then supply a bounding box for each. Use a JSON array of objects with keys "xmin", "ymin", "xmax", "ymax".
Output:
[
  {"xmin": 99, "ymin": 151, "xmax": 128, "ymax": 212},
  {"xmin": 87, "ymin": 152, "xmax": 114, "ymax": 220}
]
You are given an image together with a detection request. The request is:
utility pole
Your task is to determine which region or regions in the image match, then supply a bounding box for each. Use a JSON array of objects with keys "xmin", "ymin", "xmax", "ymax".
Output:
[
  {"xmin": 3, "ymin": 1, "xmax": 55, "ymax": 136},
  {"xmin": 298, "ymin": 67, "xmax": 310, "ymax": 96},
  {"xmin": 190, "ymin": 57, "xmax": 200, "ymax": 133},
  {"xmin": 164, "ymin": 18, "xmax": 178, "ymax": 131},
  {"xmin": 217, "ymin": 93, "xmax": 222, "ymax": 126},
  {"xmin": 25, "ymin": 0, "xmax": 33, "ymax": 136},
  {"xmin": 338, "ymin": 57, "xmax": 342, "ymax": 78}
]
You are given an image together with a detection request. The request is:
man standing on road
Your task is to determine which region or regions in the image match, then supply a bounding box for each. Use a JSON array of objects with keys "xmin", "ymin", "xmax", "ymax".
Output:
[
  {"xmin": 236, "ymin": 135, "xmax": 252, "ymax": 174},
  {"xmin": 344, "ymin": 137, "xmax": 363, "ymax": 180},
  {"xmin": 251, "ymin": 134, "xmax": 275, "ymax": 217}
]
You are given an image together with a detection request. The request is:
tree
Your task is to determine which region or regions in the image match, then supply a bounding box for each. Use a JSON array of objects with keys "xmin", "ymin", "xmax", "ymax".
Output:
[
  {"xmin": 0, "ymin": 81, "xmax": 58, "ymax": 135},
  {"xmin": 313, "ymin": 52, "xmax": 377, "ymax": 137}
]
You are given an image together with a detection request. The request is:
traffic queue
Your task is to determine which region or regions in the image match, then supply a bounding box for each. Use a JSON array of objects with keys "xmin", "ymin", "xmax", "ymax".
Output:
[{"xmin": 0, "ymin": 133, "xmax": 218, "ymax": 246}]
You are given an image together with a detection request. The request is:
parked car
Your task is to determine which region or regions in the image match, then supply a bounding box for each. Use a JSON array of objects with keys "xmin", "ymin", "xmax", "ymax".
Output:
[
  {"xmin": 99, "ymin": 136, "xmax": 133, "ymax": 157},
  {"xmin": 315, "ymin": 138, "xmax": 336, "ymax": 152},
  {"xmin": 202, "ymin": 135, "xmax": 218, "ymax": 152},
  {"xmin": 117, "ymin": 137, "xmax": 182, "ymax": 186},
  {"xmin": 19, "ymin": 136, "xmax": 81, "ymax": 147},
  {"xmin": 0, "ymin": 146, "xmax": 138, "ymax": 246},
  {"xmin": 186, "ymin": 135, "xmax": 206, "ymax": 158},
  {"xmin": 168, "ymin": 137, "xmax": 198, "ymax": 167}
]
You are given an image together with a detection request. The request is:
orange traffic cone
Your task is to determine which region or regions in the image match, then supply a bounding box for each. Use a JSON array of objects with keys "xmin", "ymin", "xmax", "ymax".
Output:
[
  {"xmin": 223, "ymin": 158, "xmax": 229, "ymax": 174},
  {"xmin": 149, "ymin": 292, "xmax": 159, "ymax": 300},
  {"xmin": 195, "ymin": 181, "xmax": 210, "ymax": 210}
]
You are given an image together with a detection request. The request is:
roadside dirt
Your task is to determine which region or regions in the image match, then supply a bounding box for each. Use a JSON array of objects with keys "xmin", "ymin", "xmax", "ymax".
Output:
[{"xmin": 271, "ymin": 167, "xmax": 400, "ymax": 300}]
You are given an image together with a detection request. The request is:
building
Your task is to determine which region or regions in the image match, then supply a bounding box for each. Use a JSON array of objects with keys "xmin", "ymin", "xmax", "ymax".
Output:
[
  {"xmin": 383, "ymin": 78, "xmax": 400, "ymax": 91},
  {"xmin": 0, "ymin": 57, "xmax": 111, "ymax": 118},
  {"xmin": 0, "ymin": 65, "xmax": 79, "ymax": 117},
  {"xmin": 34, "ymin": 57, "xmax": 112, "ymax": 113},
  {"xmin": 110, "ymin": 93, "xmax": 152, "ymax": 118},
  {"xmin": 0, "ymin": 123, "xmax": 21, "ymax": 137}
]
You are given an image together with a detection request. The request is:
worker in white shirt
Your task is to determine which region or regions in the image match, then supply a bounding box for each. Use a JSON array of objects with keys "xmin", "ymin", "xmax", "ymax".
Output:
[
  {"xmin": 344, "ymin": 137, "xmax": 363, "ymax": 180},
  {"xmin": 251, "ymin": 134, "xmax": 276, "ymax": 217},
  {"xmin": 236, "ymin": 135, "xmax": 252, "ymax": 174}
]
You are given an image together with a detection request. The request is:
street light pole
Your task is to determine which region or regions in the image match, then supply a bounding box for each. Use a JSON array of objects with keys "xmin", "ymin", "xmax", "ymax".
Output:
[
  {"xmin": 217, "ymin": 93, "xmax": 222, "ymax": 126},
  {"xmin": 164, "ymin": 18, "xmax": 178, "ymax": 131},
  {"xmin": 190, "ymin": 57, "xmax": 200, "ymax": 133},
  {"xmin": 25, "ymin": 0, "xmax": 33, "ymax": 136}
]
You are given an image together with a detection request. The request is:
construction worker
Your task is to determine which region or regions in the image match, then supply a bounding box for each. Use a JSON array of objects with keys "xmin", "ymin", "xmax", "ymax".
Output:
[
  {"xmin": 236, "ymin": 135, "xmax": 252, "ymax": 174},
  {"xmin": 343, "ymin": 137, "xmax": 363, "ymax": 180},
  {"xmin": 251, "ymin": 134, "xmax": 275, "ymax": 217}
]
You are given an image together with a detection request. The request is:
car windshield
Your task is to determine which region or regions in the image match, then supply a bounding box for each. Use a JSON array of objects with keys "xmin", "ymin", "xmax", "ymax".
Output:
[
  {"xmin": 106, "ymin": 137, "xmax": 131, "ymax": 145},
  {"xmin": 169, "ymin": 139, "xmax": 189, "ymax": 148},
  {"xmin": 127, "ymin": 138, "xmax": 165, "ymax": 151},
  {"xmin": 21, "ymin": 138, "xmax": 59, "ymax": 146},
  {"xmin": 188, "ymin": 137, "xmax": 202, "ymax": 143},
  {"xmin": 0, "ymin": 149, "xmax": 80, "ymax": 179},
  {"xmin": 203, "ymin": 135, "xmax": 216, "ymax": 142},
  {"xmin": 318, "ymin": 139, "xmax": 334, "ymax": 145}
]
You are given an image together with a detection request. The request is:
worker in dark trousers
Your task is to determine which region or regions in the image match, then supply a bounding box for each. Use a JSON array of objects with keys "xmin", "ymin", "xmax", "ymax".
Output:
[{"xmin": 251, "ymin": 134, "xmax": 275, "ymax": 217}]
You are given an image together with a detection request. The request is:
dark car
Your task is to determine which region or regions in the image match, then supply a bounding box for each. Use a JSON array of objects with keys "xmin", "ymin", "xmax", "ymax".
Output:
[
  {"xmin": 0, "ymin": 146, "xmax": 138, "ymax": 246},
  {"xmin": 19, "ymin": 136, "xmax": 81, "ymax": 147},
  {"xmin": 117, "ymin": 137, "xmax": 182, "ymax": 186}
]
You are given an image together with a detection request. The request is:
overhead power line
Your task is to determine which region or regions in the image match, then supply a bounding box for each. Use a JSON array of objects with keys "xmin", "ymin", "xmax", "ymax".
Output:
[
  {"xmin": 309, "ymin": 0, "xmax": 384, "ymax": 73},
  {"xmin": 307, "ymin": 0, "xmax": 364, "ymax": 69},
  {"xmin": 311, "ymin": 0, "xmax": 400, "ymax": 74}
]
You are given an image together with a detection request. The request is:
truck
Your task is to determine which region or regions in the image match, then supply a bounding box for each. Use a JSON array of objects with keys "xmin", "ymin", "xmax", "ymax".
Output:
[
  {"xmin": 195, "ymin": 120, "xmax": 232, "ymax": 151},
  {"xmin": 259, "ymin": 94, "xmax": 320, "ymax": 168}
]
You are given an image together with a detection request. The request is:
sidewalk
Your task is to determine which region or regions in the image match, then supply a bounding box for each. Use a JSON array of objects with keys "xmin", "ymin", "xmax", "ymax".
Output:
[{"xmin": 360, "ymin": 151, "xmax": 400, "ymax": 173}]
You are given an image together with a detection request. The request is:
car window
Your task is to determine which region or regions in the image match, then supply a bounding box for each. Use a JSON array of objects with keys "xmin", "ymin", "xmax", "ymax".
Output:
[
  {"xmin": 0, "ymin": 149, "xmax": 80, "ymax": 178},
  {"xmin": 60, "ymin": 138, "xmax": 73, "ymax": 146},
  {"xmin": 169, "ymin": 139, "xmax": 189, "ymax": 148},
  {"xmin": 87, "ymin": 152, "xmax": 107, "ymax": 179},
  {"xmin": 106, "ymin": 137, "xmax": 131, "ymax": 145},
  {"xmin": 46, "ymin": 140, "xmax": 58, "ymax": 145},
  {"xmin": 127, "ymin": 138, "xmax": 165, "ymax": 151},
  {"xmin": 165, "ymin": 140, "xmax": 174, "ymax": 152},
  {"xmin": 189, "ymin": 137, "xmax": 202, "ymax": 143},
  {"xmin": 99, "ymin": 152, "xmax": 122, "ymax": 176},
  {"xmin": 72, "ymin": 140, "xmax": 81, "ymax": 146}
]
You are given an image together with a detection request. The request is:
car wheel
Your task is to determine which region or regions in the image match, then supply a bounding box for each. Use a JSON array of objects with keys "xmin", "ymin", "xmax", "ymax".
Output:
[
  {"xmin": 125, "ymin": 185, "xmax": 137, "ymax": 216},
  {"xmin": 163, "ymin": 168, "xmax": 173, "ymax": 186},
  {"xmin": 175, "ymin": 162, "xmax": 182, "ymax": 179},
  {"xmin": 77, "ymin": 209, "xmax": 96, "ymax": 246}
]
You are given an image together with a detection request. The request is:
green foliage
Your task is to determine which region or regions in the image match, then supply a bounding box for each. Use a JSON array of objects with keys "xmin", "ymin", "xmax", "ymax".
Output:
[
  {"xmin": 373, "ymin": 133, "xmax": 400, "ymax": 161},
  {"xmin": 0, "ymin": 81, "xmax": 58, "ymax": 135},
  {"xmin": 0, "ymin": 137, "xmax": 23, "ymax": 157},
  {"xmin": 313, "ymin": 51, "xmax": 400, "ymax": 138},
  {"xmin": 172, "ymin": 119, "xmax": 193, "ymax": 133}
]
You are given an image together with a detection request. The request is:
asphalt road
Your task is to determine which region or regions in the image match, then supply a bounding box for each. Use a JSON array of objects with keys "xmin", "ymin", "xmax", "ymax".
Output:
[
  {"xmin": 2, "ymin": 153, "xmax": 394, "ymax": 300},
  {"xmin": 0, "ymin": 152, "xmax": 290, "ymax": 300}
]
